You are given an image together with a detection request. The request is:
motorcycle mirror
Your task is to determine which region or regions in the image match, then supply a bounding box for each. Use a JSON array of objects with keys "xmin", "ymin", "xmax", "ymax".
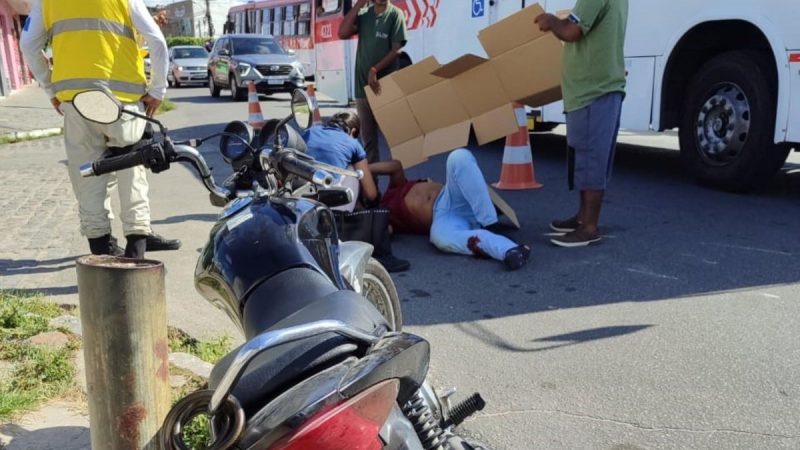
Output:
[
  {"xmin": 291, "ymin": 89, "xmax": 314, "ymax": 131},
  {"xmin": 72, "ymin": 90, "xmax": 123, "ymax": 125}
]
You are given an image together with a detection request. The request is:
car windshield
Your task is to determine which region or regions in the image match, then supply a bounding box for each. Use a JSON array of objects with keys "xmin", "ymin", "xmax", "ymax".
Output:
[
  {"xmin": 173, "ymin": 47, "xmax": 208, "ymax": 59},
  {"xmin": 232, "ymin": 38, "xmax": 285, "ymax": 56}
]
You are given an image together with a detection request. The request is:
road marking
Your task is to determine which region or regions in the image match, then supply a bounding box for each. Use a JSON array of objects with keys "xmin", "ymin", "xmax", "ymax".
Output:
[
  {"xmin": 679, "ymin": 253, "xmax": 719, "ymax": 265},
  {"xmin": 760, "ymin": 293, "xmax": 781, "ymax": 299},
  {"xmin": 625, "ymin": 268, "xmax": 680, "ymax": 281},
  {"xmin": 701, "ymin": 242, "xmax": 793, "ymax": 256}
]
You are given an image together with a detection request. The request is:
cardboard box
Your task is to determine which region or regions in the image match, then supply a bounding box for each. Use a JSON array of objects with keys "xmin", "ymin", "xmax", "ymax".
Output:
[{"xmin": 367, "ymin": 3, "xmax": 562, "ymax": 167}]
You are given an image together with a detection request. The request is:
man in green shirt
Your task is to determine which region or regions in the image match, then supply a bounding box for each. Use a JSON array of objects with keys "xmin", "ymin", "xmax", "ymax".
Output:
[
  {"xmin": 535, "ymin": 0, "xmax": 628, "ymax": 247},
  {"xmin": 339, "ymin": 0, "xmax": 408, "ymax": 163}
]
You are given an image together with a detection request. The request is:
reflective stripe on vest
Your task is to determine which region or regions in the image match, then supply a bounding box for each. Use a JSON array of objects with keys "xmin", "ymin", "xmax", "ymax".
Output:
[
  {"xmin": 50, "ymin": 79, "xmax": 146, "ymax": 97},
  {"xmin": 49, "ymin": 18, "xmax": 135, "ymax": 41},
  {"xmin": 43, "ymin": 0, "xmax": 147, "ymax": 103}
]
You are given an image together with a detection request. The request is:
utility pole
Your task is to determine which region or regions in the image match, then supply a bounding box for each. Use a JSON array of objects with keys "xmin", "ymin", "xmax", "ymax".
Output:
[{"xmin": 206, "ymin": 0, "xmax": 214, "ymax": 37}]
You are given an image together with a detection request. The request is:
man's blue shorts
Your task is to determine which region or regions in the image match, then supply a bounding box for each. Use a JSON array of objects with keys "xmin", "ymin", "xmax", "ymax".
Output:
[{"xmin": 565, "ymin": 92, "xmax": 624, "ymax": 191}]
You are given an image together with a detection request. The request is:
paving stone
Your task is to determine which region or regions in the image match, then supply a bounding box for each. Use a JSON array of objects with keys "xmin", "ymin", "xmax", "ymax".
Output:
[
  {"xmin": 169, "ymin": 352, "xmax": 212, "ymax": 379},
  {"xmin": 27, "ymin": 331, "xmax": 69, "ymax": 349},
  {"xmin": 49, "ymin": 316, "xmax": 82, "ymax": 337}
]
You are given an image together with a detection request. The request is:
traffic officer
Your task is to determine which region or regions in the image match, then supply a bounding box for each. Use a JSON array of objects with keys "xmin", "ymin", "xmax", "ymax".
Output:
[{"xmin": 21, "ymin": 0, "xmax": 180, "ymax": 258}]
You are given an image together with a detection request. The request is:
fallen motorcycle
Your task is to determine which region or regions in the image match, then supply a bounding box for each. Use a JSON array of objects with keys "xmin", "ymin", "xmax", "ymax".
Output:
[{"xmin": 74, "ymin": 88, "xmax": 488, "ymax": 449}]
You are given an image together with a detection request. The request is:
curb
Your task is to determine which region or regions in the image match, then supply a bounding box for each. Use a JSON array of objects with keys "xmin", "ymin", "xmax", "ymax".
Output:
[{"xmin": 0, "ymin": 127, "xmax": 63, "ymax": 144}]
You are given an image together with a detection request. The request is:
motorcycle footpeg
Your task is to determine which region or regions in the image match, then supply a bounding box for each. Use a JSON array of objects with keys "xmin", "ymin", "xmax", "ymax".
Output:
[{"xmin": 443, "ymin": 393, "xmax": 486, "ymax": 429}]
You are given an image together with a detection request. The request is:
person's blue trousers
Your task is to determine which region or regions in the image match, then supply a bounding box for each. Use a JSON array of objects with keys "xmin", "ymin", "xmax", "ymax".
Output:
[{"xmin": 430, "ymin": 149, "xmax": 518, "ymax": 261}]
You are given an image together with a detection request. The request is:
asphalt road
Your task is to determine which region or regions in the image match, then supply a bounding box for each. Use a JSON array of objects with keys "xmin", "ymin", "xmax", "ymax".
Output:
[{"xmin": 158, "ymin": 86, "xmax": 800, "ymax": 450}]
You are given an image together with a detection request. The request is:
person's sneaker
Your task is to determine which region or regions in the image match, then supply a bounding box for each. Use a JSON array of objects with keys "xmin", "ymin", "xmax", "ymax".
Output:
[
  {"xmin": 550, "ymin": 216, "xmax": 581, "ymax": 233},
  {"xmin": 146, "ymin": 233, "xmax": 182, "ymax": 251},
  {"xmin": 503, "ymin": 244, "xmax": 531, "ymax": 270},
  {"xmin": 550, "ymin": 229, "xmax": 601, "ymax": 248},
  {"xmin": 375, "ymin": 254, "xmax": 411, "ymax": 273}
]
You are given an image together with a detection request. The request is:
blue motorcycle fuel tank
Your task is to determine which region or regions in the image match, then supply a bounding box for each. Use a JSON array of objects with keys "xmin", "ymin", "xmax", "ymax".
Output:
[{"xmin": 194, "ymin": 196, "xmax": 345, "ymax": 330}]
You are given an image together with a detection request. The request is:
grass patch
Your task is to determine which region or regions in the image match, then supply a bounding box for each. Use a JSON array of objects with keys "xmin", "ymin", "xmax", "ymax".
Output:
[
  {"xmin": 168, "ymin": 327, "xmax": 231, "ymax": 364},
  {"xmin": 157, "ymin": 98, "xmax": 177, "ymax": 115},
  {"xmin": 0, "ymin": 129, "xmax": 63, "ymax": 145},
  {"xmin": 0, "ymin": 291, "xmax": 77, "ymax": 420}
]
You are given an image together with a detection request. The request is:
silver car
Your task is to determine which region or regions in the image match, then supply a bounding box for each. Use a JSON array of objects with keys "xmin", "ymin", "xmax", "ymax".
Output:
[
  {"xmin": 168, "ymin": 46, "xmax": 209, "ymax": 87},
  {"xmin": 207, "ymin": 34, "xmax": 305, "ymax": 101}
]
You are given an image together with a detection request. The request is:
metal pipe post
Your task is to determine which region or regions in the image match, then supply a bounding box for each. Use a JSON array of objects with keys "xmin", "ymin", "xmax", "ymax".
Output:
[{"xmin": 76, "ymin": 255, "xmax": 170, "ymax": 450}]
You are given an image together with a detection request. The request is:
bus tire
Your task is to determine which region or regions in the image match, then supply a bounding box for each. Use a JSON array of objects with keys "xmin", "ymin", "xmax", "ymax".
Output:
[{"xmin": 678, "ymin": 50, "xmax": 789, "ymax": 191}]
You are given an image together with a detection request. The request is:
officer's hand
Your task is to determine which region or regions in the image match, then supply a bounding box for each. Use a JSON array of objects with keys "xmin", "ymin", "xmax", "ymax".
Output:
[
  {"xmin": 141, "ymin": 94, "xmax": 161, "ymax": 117},
  {"xmin": 50, "ymin": 97, "xmax": 63, "ymax": 116},
  {"xmin": 368, "ymin": 70, "xmax": 381, "ymax": 95},
  {"xmin": 534, "ymin": 13, "xmax": 556, "ymax": 32}
]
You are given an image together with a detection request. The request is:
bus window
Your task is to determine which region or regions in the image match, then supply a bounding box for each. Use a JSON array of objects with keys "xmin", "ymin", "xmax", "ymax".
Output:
[
  {"xmin": 284, "ymin": 5, "xmax": 296, "ymax": 36},
  {"xmin": 298, "ymin": 2, "xmax": 311, "ymax": 35},
  {"xmin": 260, "ymin": 8, "xmax": 272, "ymax": 35},
  {"xmin": 317, "ymin": 0, "xmax": 341, "ymax": 16},
  {"xmin": 272, "ymin": 7, "xmax": 283, "ymax": 36}
]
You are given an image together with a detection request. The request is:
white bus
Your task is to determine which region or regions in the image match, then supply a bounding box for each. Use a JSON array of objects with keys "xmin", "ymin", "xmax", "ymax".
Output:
[{"xmin": 229, "ymin": 0, "xmax": 800, "ymax": 190}]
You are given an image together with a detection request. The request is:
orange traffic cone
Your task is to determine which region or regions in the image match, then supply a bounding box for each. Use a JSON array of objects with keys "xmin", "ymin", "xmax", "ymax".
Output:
[
  {"xmin": 493, "ymin": 103, "xmax": 543, "ymax": 190},
  {"xmin": 306, "ymin": 84, "xmax": 322, "ymax": 125},
  {"xmin": 247, "ymin": 81, "xmax": 265, "ymax": 130}
]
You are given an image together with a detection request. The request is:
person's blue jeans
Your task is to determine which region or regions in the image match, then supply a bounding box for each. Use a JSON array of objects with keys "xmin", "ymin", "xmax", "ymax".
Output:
[{"xmin": 430, "ymin": 149, "xmax": 518, "ymax": 261}]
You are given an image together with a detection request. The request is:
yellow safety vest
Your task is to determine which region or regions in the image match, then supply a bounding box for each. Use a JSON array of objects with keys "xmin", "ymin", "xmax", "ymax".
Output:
[{"xmin": 43, "ymin": 0, "xmax": 147, "ymax": 103}]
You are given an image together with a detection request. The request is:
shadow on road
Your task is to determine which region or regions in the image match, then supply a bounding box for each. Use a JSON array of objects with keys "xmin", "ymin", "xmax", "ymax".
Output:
[
  {"xmin": 152, "ymin": 213, "xmax": 219, "ymax": 225},
  {"xmin": 169, "ymin": 93, "xmax": 289, "ymax": 105},
  {"xmin": 161, "ymin": 121, "xmax": 800, "ymax": 334},
  {"xmin": 0, "ymin": 423, "xmax": 89, "ymax": 450},
  {"xmin": 0, "ymin": 256, "xmax": 75, "ymax": 276}
]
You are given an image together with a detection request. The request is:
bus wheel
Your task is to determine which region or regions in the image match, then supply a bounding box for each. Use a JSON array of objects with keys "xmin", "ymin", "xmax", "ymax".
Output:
[{"xmin": 679, "ymin": 50, "xmax": 789, "ymax": 191}]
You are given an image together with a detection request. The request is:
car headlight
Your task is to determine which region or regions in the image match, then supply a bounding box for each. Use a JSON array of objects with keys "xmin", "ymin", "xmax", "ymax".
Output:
[
  {"xmin": 177, "ymin": 66, "xmax": 184, "ymax": 71},
  {"xmin": 291, "ymin": 62, "xmax": 304, "ymax": 77},
  {"xmin": 237, "ymin": 63, "xmax": 251, "ymax": 76}
]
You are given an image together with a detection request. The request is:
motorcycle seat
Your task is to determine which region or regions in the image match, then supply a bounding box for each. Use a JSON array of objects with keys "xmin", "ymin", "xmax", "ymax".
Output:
[{"xmin": 208, "ymin": 267, "xmax": 388, "ymax": 415}]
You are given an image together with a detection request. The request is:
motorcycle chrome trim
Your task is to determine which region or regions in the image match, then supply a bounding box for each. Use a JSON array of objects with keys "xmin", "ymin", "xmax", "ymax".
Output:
[
  {"xmin": 79, "ymin": 162, "xmax": 95, "ymax": 177},
  {"xmin": 219, "ymin": 197, "xmax": 253, "ymax": 221},
  {"xmin": 172, "ymin": 144, "xmax": 231, "ymax": 203},
  {"xmin": 209, "ymin": 319, "xmax": 380, "ymax": 414},
  {"xmin": 338, "ymin": 241, "xmax": 373, "ymax": 293}
]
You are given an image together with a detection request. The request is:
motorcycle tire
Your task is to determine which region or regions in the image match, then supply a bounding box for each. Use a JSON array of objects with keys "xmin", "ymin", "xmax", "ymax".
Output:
[{"xmin": 362, "ymin": 258, "xmax": 403, "ymax": 331}]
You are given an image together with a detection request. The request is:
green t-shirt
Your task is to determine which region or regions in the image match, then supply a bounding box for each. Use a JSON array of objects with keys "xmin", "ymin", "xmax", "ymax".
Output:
[
  {"xmin": 562, "ymin": 0, "xmax": 628, "ymax": 112},
  {"xmin": 354, "ymin": 4, "xmax": 408, "ymax": 99}
]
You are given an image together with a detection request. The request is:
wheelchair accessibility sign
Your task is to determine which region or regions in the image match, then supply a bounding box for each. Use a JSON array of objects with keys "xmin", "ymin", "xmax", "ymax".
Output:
[{"xmin": 472, "ymin": 0, "xmax": 485, "ymax": 18}]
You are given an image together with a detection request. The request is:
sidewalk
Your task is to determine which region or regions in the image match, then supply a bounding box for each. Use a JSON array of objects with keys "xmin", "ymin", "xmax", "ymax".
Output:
[{"xmin": 0, "ymin": 86, "xmax": 63, "ymax": 141}]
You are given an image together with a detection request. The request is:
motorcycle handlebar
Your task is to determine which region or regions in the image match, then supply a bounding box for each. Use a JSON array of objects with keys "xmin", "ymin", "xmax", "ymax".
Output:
[
  {"xmin": 278, "ymin": 152, "xmax": 334, "ymax": 188},
  {"xmin": 79, "ymin": 150, "xmax": 146, "ymax": 177}
]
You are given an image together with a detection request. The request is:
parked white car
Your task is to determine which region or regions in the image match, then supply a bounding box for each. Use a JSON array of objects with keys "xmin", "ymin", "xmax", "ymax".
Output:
[{"xmin": 168, "ymin": 45, "xmax": 210, "ymax": 88}]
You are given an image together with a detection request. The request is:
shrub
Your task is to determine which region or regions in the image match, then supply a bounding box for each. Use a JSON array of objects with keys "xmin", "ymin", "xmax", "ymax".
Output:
[{"xmin": 166, "ymin": 36, "xmax": 208, "ymax": 48}]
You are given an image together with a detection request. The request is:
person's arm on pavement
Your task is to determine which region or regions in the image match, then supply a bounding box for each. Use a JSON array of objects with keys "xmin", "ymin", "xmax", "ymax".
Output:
[
  {"xmin": 20, "ymin": 3, "xmax": 61, "ymax": 114},
  {"xmin": 130, "ymin": 0, "xmax": 168, "ymax": 115},
  {"xmin": 339, "ymin": 0, "xmax": 368, "ymax": 39},
  {"xmin": 354, "ymin": 159, "xmax": 378, "ymax": 203},
  {"xmin": 369, "ymin": 160, "xmax": 407, "ymax": 188}
]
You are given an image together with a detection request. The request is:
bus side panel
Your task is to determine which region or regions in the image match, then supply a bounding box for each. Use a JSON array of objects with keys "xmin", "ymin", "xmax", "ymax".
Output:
[
  {"xmin": 787, "ymin": 52, "xmax": 800, "ymax": 143},
  {"xmin": 315, "ymin": 15, "xmax": 349, "ymax": 104}
]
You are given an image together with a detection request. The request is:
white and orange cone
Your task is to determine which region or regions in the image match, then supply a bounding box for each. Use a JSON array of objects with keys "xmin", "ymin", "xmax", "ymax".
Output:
[
  {"xmin": 493, "ymin": 102, "xmax": 543, "ymax": 190},
  {"xmin": 306, "ymin": 84, "xmax": 322, "ymax": 125},
  {"xmin": 247, "ymin": 81, "xmax": 265, "ymax": 130}
]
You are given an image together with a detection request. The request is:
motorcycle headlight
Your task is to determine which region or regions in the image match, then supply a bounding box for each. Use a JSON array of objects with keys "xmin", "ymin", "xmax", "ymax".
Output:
[{"xmin": 237, "ymin": 63, "xmax": 251, "ymax": 76}]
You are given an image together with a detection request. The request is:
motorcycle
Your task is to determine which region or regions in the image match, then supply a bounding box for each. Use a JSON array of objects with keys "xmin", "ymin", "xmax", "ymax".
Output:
[{"xmin": 72, "ymin": 88, "xmax": 488, "ymax": 449}]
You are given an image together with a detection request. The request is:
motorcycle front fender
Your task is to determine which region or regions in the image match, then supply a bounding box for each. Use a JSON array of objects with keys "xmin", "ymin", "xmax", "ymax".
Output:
[{"xmin": 338, "ymin": 240, "xmax": 373, "ymax": 293}]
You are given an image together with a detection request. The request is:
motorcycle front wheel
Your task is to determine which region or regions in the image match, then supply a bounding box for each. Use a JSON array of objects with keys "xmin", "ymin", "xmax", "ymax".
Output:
[{"xmin": 362, "ymin": 258, "xmax": 403, "ymax": 331}]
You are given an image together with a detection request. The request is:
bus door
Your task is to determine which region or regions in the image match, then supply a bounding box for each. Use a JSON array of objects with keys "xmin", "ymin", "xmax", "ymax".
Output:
[{"xmin": 314, "ymin": 0, "xmax": 351, "ymax": 105}]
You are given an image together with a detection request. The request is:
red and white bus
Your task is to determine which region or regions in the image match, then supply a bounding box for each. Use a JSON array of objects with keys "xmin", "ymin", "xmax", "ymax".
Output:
[{"xmin": 227, "ymin": 0, "xmax": 800, "ymax": 189}]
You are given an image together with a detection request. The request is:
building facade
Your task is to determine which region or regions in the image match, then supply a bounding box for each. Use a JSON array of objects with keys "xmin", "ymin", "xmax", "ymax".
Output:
[
  {"xmin": 158, "ymin": 0, "xmax": 232, "ymax": 39},
  {"xmin": 0, "ymin": 0, "xmax": 32, "ymax": 97}
]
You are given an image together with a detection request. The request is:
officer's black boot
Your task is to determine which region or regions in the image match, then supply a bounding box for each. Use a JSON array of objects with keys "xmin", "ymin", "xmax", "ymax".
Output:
[
  {"xmin": 124, "ymin": 234, "xmax": 148, "ymax": 259},
  {"xmin": 88, "ymin": 234, "xmax": 113, "ymax": 255}
]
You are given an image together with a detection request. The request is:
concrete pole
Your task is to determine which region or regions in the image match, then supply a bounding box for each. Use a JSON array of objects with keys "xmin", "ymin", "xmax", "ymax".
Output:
[{"xmin": 76, "ymin": 255, "xmax": 170, "ymax": 450}]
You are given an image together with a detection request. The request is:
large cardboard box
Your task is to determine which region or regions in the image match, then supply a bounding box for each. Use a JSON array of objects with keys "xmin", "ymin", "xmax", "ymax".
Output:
[{"xmin": 366, "ymin": 3, "xmax": 562, "ymax": 167}]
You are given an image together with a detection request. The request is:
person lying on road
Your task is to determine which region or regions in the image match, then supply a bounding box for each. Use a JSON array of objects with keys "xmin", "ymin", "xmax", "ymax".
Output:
[{"xmin": 373, "ymin": 148, "xmax": 530, "ymax": 270}]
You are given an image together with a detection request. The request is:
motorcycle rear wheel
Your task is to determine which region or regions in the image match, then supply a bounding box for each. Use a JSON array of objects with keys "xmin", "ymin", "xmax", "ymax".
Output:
[{"xmin": 362, "ymin": 258, "xmax": 403, "ymax": 331}]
